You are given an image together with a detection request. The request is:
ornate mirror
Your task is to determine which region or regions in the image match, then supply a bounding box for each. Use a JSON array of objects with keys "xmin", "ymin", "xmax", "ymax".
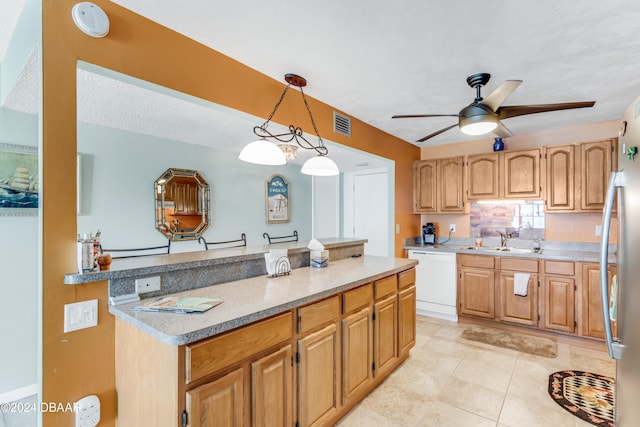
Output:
[{"xmin": 155, "ymin": 168, "xmax": 210, "ymax": 241}]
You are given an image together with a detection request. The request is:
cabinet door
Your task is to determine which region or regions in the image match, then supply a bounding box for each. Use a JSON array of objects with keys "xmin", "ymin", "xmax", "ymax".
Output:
[
  {"xmin": 398, "ymin": 285, "xmax": 416, "ymax": 355},
  {"xmin": 459, "ymin": 267, "xmax": 495, "ymax": 318},
  {"xmin": 342, "ymin": 307, "xmax": 372, "ymax": 405},
  {"xmin": 374, "ymin": 294, "xmax": 398, "ymax": 377},
  {"xmin": 439, "ymin": 157, "xmax": 465, "ymax": 212},
  {"xmin": 297, "ymin": 323, "xmax": 338, "ymax": 427},
  {"xmin": 545, "ymin": 145, "xmax": 575, "ymax": 211},
  {"xmin": 503, "ymin": 149, "xmax": 542, "ymax": 199},
  {"xmin": 498, "ymin": 272, "xmax": 538, "ymax": 326},
  {"xmin": 580, "ymin": 140, "xmax": 613, "ymax": 211},
  {"xmin": 186, "ymin": 368, "xmax": 244, "ymax": 427},
  {"xmin": 543, "ymin": 275, "xmax": 575, "ymax": 333},
  {"xmin": 413, "ymin": 160, "xmax": 437, "ymax": 213},
  {"xmin": 251, "ymin": 345, "xmax": 293, "ymax": 427},
  {"xmin": 467, "ymin": 153, "xmax": 500, "ymax": 200},
  {"xmin": 581, "ymin": 263, "xmax": 616, "ymax": 339}
]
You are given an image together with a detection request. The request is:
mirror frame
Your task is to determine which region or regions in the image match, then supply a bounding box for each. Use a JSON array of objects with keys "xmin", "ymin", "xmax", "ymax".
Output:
[{"xmin": 155, "ymin": 168, "xmax": 210, "ymax": 241}]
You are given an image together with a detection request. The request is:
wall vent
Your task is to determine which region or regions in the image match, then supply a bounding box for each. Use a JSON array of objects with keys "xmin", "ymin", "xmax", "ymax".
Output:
[{"xmin": 333, "ymin": 112, "xmax": 351, "ymax": 137}]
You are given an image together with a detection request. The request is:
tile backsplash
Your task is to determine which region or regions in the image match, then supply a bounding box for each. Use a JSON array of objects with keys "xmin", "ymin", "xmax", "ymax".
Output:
[{"xmin": 470, "ymin": 201, "xmax": 545, "ymax": 241}]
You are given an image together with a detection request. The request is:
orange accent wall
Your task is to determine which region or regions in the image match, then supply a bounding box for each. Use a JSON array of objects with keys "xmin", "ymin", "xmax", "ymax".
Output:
[
  {"xmin": 41, "ymin": 1, "xmax": 419, "ymax": 423},
  {"xmin": 419, "ymin": 121, "xmax": 620, "ymax": 243}
]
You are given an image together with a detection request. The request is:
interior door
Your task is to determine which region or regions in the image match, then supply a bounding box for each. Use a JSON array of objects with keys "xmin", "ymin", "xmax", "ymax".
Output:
[{"xmin": 353, "ymin": 172, "xmax": 389, "ymax": 256}]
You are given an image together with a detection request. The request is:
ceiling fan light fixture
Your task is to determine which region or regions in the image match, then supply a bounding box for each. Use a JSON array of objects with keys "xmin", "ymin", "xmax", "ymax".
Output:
[
  {"xmin": 238, "ymin": 138, "xmax": 287, "ymax": 165},
  {"xmin": 459, "ymin": 112, "xmax": 499, "ymax": 136},
  {"xmin": 301, "ymin": 155, "xmax": 340, "ymax": 176}
]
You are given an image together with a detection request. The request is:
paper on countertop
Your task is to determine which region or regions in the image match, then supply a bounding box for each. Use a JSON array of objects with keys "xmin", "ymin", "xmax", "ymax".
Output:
[
  {"xmin": 513, "ymin": 273, "xmax": 530, "ymax": 297},
  {"xmin": 265, "ymin": 249, "xmax": 288, "ymax": 276},
  {"xmin": 307, "ymin": 238, "xmax": 325, "ymax": 251}
]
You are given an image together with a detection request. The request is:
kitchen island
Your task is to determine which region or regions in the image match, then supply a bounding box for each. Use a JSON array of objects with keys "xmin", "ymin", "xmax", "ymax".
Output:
[{"xmin": 111, "ymin": 255, "xmax": 417, "ymax": 427}]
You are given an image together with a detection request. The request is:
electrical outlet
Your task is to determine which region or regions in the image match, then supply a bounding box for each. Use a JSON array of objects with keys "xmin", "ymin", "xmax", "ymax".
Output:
[
  {"xmin": 449, "ymin": 224, "xmax": 456, "ymax": 233},
  {"xmin": 595, "ymin": 224, "xmax": 602, "ymax": 236},
  {"xmin": 135, "ymin": 276, "xmax": 161, "ymax": 294},
  {"xmin": 64, "ymin": 299, "xmax": 98, "ymax": 333},
  {"xmin": 75, "ymin": 395, "xmax": 100, "ymax": 427}
]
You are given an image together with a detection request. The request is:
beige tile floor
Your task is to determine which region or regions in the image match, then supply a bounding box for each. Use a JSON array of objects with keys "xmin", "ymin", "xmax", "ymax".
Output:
[{"xmin": 337, "ymin": 315, "xmax": 616, "ymax": 427}]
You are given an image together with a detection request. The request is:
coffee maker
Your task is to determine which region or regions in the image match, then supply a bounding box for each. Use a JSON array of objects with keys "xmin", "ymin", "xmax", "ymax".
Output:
[{"xmin": 422, "ymin": 222, "xmax": 436, "ymax": 245}]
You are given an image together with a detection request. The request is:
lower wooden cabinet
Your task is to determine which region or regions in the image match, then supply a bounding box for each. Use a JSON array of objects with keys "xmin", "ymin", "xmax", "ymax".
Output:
[
  {"xmin": 581, "ymin": 263, "xmax": 617, "ymax": 339},
  {"xmin": 458, "ymin": 255, "xmax": 496, "ymax": 318},
  {"xmin": 186, "ymin": 368, "xmax": 244, "ymax": 427},
  {"xmin": 252, "ymin": 345, "xmax": 293, "ymax": 427},
  {"xmin": 457, "ymin": 255, "xmax": 616, "ymax": 342},
  {"xmin": 542, "ymin": 261, "xmax": 576, "ymax": 333},
  {"xmin": 115, "ymin": 268, "xmax": 416, "ymax": 427},
  {"xmin": 341, "ymin": 307, "xmax": 372, "ymax": 406},
  {"xmin": 298, "ymin": 323, "xmax": 339, "ymax": 427},
  {"xmin": 498, "ymin": 258, "xmax": 539, "ymax": 327}
]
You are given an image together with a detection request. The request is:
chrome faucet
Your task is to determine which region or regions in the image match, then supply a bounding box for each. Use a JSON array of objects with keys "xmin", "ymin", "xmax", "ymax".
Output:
[{"xmin": 497, "ymin": 231, "xmax": 512, "ymax": 247}]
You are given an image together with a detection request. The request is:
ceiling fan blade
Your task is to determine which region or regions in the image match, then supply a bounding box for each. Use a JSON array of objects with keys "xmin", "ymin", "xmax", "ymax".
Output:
[
  {"xmin": 497, "ymin": 101, "xmax": 595, "ymax": 120},
  {"xmin": 392, "ymin": 114, "xmax": 460, "ymax": 119},
  {"xmin": 482, "ymin": 80, "xmax": 523, "ymax": 110},
  {"xmin": 416, "ymin": 124, "xmax": 458, "ymax": 143},
  {"xmin": 492, "ymin": 121, "xmax": 513, "ymax": 138}
]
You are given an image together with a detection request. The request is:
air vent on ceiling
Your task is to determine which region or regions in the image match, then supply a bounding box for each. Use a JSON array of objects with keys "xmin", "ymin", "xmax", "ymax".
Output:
[{"xmin": 333, "ymin": 112, "xmax": 351, "ymax": 137}]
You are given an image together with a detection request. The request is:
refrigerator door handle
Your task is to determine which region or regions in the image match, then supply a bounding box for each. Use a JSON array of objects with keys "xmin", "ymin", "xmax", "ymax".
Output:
[{"xmin": 600, "ymin": 171, "xmax": 624, "ymax": 360}]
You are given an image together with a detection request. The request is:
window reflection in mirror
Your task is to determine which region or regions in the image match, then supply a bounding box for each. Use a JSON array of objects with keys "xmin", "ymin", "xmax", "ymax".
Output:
[{"xmin": 155, "ymin": 168, "xmax": 210, "ymax": 240}]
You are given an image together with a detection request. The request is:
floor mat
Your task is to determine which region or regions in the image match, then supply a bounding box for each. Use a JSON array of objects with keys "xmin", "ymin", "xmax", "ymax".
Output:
[
  {"xmin": 461, "ymin": 324, "xmax": 557, "ymax": 357},
  {"xmin": 548, "ymin": 370, "xmax": 615, "ymax": 427}
]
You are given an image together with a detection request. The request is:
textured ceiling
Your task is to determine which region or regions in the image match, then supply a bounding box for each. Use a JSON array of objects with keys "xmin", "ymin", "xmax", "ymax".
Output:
[{"xmin": 3, "ymin": 1, "xmax": 640, "ymax": 170}]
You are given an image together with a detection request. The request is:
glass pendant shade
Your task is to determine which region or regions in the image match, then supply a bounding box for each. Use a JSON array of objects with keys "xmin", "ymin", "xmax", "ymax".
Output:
[
  {"xmin": 238, "ymin": 139, "xmax": 286, "ymax": 165},
  {"xmin": 278, "ymin": 143, "xmax": 298, "ymax": 162},
  {"xmin": 301, "ymin": 155, "xmax": 340, "ymax": 176},
  {"xmin": 459, "ymin": 114, "xmax": 499, "ymax": 136}
]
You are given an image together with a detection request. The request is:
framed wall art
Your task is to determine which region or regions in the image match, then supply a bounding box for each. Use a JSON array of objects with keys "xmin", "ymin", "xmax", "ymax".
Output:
[
  {"xmin": 0, "ymin": 143, "xmax": 38, "ymax": 216},
  {"xmin": 265, "ymin": 174, "xmax": 289, "ymax": 223}
]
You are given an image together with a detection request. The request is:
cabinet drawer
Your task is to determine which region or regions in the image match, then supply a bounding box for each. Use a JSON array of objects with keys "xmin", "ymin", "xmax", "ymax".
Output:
[
  {"xmin": 544, "ymin": 260, "xmax": 575, "ymax": 276},
  {"xmin": 185, "ymin": 312, "xmax": 293, "ymax": 384},
  {"xmin": 343, "ymin": 283, "xmax": 373, "ymax": 314},
  {"xmin": 298, "ymin": 296, "xmax": 340, "ymax": 334},
  {"xmin": 398, "ymin": 268, "xmax": 416, "ymax": 289},
  {"xmin": 374, "ymin": 275, "xmax": 398, "ymax": 300},
  {"xmin": 459, "ymin": 254, "xmax": 495, "ymax": 269},
  {"xmin": 500, "ymin": 258, "xmax": 538, "ymax": 273}
]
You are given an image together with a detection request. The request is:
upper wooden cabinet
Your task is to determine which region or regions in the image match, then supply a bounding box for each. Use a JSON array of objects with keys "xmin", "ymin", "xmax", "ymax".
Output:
[
  {"xmin": 545, "ymin": 145, "xmax": 576, "ymax": 211},
  {"xmin": 466, "ymin": 153, "xmax": 500, "ymax": 200},
  {"xmin": 466, "ymin": 149, "xmax": 542, "ymax": 200},
  {"xmin": 413, "ymin": 157, "xmax": 465, "ymax": 213},
  {"xmin": 545, "ymin": 139, "xmax": 616, "ymax": 212},
  {"xmin": 580, "ymin": 139, "xmax": 615, "ymax": 211},
  {"xmin": 502, "ymin": 149, "xmax": 542, "ymax": 199}
]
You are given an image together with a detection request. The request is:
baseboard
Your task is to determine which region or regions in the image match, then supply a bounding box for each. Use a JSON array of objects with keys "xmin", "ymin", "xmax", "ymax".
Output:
[{"xmin": 0, "ymin": 383, "xmax": 37, "ymax": 404}]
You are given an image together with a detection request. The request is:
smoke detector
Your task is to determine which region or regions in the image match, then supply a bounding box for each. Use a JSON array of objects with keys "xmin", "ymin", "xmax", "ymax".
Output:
[{"xmin": 72, "ymin": 2, "xmax": 110, "ymax": 38}]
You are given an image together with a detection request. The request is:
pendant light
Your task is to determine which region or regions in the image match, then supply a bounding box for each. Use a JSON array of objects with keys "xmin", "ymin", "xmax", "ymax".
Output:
[{"xmin": 239, "ymin": 74, "xmax": 339, "ymax": 176}]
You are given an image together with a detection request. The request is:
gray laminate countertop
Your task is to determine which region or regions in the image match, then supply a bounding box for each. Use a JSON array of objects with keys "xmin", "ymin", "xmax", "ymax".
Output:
[
  {"xmin": 109, "ymin": 255, "xmax": 417, "ymax": 346},
  {"xmin": 404, "ymin": 237, "xmax": 616, "ymax": 263}
]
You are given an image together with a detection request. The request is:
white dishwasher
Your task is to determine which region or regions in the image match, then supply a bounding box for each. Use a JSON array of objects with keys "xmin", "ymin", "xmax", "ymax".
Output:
[{"xmin": 408, "ymin": 250, "xmax": 458, "ymax": 321}]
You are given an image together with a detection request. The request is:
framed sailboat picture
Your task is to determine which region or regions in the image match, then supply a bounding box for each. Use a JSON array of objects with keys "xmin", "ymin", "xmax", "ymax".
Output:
[
  {"xmin": 0, "ymin": 143, "xmax": 38, "ymax": 216},
  {"xmin": 265, "ymin": 174, "xmax": 289, "ymax": 223}
]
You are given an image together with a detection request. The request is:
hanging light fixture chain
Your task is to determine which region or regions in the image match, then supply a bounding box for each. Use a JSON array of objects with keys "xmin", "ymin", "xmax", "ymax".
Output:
[
  {"xmin": 299, "ymin": 86, "xmax": 328, "ymax": 155},
  {"xmin": 261, "ymin": 83, "xmax": 292, "ymax": 128}
]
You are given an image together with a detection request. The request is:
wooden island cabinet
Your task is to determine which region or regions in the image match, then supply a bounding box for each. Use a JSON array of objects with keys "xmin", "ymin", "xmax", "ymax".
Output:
[{"xmin": 115, "ymin": 267, "xmax": 416, "ymax": 427}]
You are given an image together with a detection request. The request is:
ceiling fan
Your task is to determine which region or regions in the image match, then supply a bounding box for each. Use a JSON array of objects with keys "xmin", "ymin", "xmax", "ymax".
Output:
[{"xmin": 392, "ymin": 73, "xmax": 595, "ymax": 143}]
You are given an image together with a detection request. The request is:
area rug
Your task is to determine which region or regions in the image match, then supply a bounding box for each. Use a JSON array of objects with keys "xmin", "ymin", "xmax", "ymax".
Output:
[
  {"xmin": 461, "ymin": 325, "xmax": 557, "ymax": 357},
  {"xmin": 548, "ymin": 370, "xmax": 615, "ymax": 427}
]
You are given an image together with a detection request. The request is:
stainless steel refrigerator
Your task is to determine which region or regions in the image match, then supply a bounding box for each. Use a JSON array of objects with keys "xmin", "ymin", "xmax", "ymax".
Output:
[{"xmin": 601, "ymin": 94, "xmax": 640, "ymax": 425}]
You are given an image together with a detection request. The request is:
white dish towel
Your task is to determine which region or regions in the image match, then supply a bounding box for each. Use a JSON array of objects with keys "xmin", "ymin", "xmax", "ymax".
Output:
[{"xmin": 514, "ymin": 273, "xmax": 530, "ymax": 297}]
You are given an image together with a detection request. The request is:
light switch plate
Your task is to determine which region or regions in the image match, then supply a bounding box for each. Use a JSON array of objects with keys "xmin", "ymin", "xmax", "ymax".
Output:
[{"xmin": 64, "ymin": 299, "xmax": 98, "ymax": 333}]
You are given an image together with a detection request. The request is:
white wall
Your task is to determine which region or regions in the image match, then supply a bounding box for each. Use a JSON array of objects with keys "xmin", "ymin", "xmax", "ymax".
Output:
[
  {"xmin": 77, "ymin": 123, "xmax": 313, "ymax": 251},
  {"xmin": 312, "ymin": 175, "xmax": 340, "ymax": 238},
  {"xmin": 0, "ymin": 109, "xmax": 39, "ymax": 396}
]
